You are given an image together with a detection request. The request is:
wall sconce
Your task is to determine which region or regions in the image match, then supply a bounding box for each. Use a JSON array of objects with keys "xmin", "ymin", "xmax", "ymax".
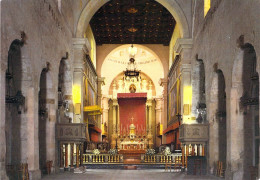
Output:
[{"xmin": 6, "ymin": 90, "xmax": 25, "ymax": 114}]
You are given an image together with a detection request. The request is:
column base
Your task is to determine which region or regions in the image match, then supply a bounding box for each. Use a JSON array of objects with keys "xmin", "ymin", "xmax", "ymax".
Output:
[
  {"xmin": 74, "ymin": 167, "xmax": 86, "ymax": 174},
  {"xmin": 29, "ymin": 169, "xmax": 41, "ymax": 180}
]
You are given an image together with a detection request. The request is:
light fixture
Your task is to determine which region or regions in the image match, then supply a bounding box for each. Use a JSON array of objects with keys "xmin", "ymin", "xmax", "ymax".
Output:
[
  {"xmin": 124, "ymin": 44, "xmax": 140, "ymax": 79},
  {"xmin": 128, "ymin": 44, "xmax": 137, "ymax": 57}
]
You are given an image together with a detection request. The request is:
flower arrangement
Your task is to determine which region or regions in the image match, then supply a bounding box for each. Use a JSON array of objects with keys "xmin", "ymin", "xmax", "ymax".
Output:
[
  {"xmin": 146, "ymin": 148, "xmax": 156, "ymax": 156},
  {"xmin": 108, "ymin": 149, "xmax": 118, "ymax": 155},
  {"xmin": 163, "ymin": 147, "xmax": 171, "ymax": 156},
  {"xmin": 93, "ymin": 149, "xmax": 100, "ymax": 155}
]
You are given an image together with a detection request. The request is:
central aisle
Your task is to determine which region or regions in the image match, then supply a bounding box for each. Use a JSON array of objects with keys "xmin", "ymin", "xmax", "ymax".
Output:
[{"xmin": 42, "ymin": 169, "xmax": 222, "ymax": 180}]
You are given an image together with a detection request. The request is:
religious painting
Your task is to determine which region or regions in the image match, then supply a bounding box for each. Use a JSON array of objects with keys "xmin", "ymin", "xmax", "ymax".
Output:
[
  {"xmin": 87, "ymin": 82, "xmax": 96, "ymax": 106},
  {"xmin": 168, "ymin": 79, "xmax": 181, "ymax": 124}
]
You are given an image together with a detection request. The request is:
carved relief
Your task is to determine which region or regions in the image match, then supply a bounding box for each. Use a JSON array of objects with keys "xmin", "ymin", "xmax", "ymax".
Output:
[{"xmin": 179, "ymin": 124, "xmax": 208, "ymax": 143}]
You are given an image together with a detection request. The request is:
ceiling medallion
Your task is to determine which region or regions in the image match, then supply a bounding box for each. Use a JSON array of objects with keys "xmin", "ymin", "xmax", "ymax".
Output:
[
  {"xmin": 128, "ymin": 27, "xmax": 138, "ymax": 32},
  {"xmin": 127, "ymin": 7, "xmax": 138, "ymax": 14}
]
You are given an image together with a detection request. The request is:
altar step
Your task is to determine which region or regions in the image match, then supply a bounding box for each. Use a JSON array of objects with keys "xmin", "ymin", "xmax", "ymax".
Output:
[
  {"xmin": 82, "ymin": 164, "xmax": 167, "ymax": 169},
  {"xmin": 123, "ymin": 159, "xmax": 141, "ymax": 164},
  {"xmin": 124, "ymin": 165, "xmax": 137, "ymax": 170}
]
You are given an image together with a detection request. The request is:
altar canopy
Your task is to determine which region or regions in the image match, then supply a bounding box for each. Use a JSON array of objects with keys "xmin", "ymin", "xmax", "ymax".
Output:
[{"xmin": 117, "ymin": 93, "xmax": 147, "ymax": 135}]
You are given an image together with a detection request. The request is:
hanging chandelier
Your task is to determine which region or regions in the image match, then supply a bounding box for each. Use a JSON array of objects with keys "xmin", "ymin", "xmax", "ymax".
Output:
[{"xmin": 124, "ymin": 44, "xmax": 140, "ymax": 78}]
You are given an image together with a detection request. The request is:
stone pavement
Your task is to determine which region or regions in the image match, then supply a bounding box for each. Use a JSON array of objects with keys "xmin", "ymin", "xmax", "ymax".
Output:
[{"xmin": 42, "ymin": 169, "xmax": 222, "ymax": 180}]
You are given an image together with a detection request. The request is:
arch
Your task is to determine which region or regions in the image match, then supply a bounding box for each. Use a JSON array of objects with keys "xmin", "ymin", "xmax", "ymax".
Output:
[
  {"xmin": 5, "ymin": 39, "xmax": 24, "ymax": 179},
  {"xmin": 231, "ymin": 42, "xmax": 259, "ymax": 179},
  {"xmin": 100, "ymin": 44, "xmax": 164, "ymax": 96},
  {"xmin": 108, "ymin": 71, "xmax": 157, "ymax": 96},
  {"xmin": 38, "ymin": 66, "xmax": 56, "ymax": 174},
  {"xmin": 208, "ymin": 70, "xmax": 227, "ymax": 174},
  {"xmin": 75, "ymin": 0, "xmax": 190, "ymax": 38}
]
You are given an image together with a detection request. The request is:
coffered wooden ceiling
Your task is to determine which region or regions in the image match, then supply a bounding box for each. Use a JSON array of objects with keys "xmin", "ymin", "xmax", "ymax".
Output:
[{"xmin": 89, "ymin": 0, "xmax": 176, "ymax": 45}]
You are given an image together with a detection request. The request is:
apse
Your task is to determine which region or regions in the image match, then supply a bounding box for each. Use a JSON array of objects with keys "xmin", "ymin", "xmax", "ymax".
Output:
[{"xmin": 101, "ymin": 44, "xmax": 164, "ymax": 96}]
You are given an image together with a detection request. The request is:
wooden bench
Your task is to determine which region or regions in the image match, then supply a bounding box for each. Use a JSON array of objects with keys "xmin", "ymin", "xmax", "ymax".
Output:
[
  {"xmin": 165, "ymin": 162, "xmax": 173, "ymax": 172},
  {"xmin": 216, "ymin": 161, "xmax": 225, "ymax": 178},
  {"xmin": 46, "ymin": 160, "xmax": 53, "ymax": 175}
]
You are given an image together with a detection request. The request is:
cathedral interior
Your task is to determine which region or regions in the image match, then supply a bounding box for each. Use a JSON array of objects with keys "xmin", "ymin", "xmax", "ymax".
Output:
[{"xmin": 0, "ymin": 0, "xmax": 260, "ymax": 180}]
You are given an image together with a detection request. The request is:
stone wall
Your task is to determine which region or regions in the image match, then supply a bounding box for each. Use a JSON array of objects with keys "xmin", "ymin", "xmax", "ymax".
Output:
[
  {"xmin": 191, "ymin": 0, "xmax": 260, "ymax": 179},
  {"xmin": 0, "ymin": 0, "xmax": 76, "ymax": 179}
]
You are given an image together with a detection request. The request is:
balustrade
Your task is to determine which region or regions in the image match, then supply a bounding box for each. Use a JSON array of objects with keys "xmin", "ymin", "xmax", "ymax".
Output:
[
  {"xmin": 142, "ymin": 154, "xmax": 182, "ymax": 164},
  {"xmin": 82, "ymin": 154, "xmax": 123, "ymax": 163}
]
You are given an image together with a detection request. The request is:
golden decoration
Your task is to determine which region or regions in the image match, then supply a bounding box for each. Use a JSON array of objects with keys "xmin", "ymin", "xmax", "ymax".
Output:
[
  {"xmin": 128, "ymin": 27, "xmax": 138, "ymax": 32},
  {"xmin": 127, "ymin": 7, "xmax": 138, "ymax": 14}
]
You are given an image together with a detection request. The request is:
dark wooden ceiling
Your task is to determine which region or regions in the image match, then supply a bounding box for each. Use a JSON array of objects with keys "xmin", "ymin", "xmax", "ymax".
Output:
[{"xmin": 89, "ymin": 0, "xmax": 176, "ymax": 46}]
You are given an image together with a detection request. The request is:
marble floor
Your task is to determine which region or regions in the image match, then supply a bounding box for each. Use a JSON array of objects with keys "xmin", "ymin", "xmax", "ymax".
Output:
[{"xmin": 42, "ymin": 169, "xmax": 222, "ymax": 180}]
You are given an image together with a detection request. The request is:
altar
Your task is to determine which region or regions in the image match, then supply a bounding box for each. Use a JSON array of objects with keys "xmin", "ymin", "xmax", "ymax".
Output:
[
  {"xmin": 118, "ymin": 120, "xmax": 149, "ymax": 151},
  {"xmin": 120, "ymin": 141, "xmax": 145, "ymax": 150}
]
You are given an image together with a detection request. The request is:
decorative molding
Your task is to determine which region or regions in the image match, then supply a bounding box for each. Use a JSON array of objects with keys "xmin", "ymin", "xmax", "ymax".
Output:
[
  {"xmin": 64, "ymin": 95, "xmax": 73, "ymax": 100},
  {"xmin": 159, "ymin": 78, "xmax": 168, "ymax": 86},
  {"xmin": 72, "ymin": 38, "xmax": 91, "ymax": 53},
  {"xmin": 180, "ymin": 64, "xmax": 192, "ymax": 73},
  {"xmin": 57, "ymin": 123, "xmax": 86, "ymax": 142},
  {"xmin": 174, "ymin": 38, "xmax": 193, "ymax": 54},
  {"xmin": 179, "ymin": 124, "xmax": 208, "ymax": 144}
]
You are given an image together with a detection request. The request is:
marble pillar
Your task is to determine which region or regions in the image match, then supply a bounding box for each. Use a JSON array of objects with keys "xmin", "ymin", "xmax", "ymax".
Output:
[
  {"xmin": 111, "ymin": 100, "xmax": 118, "ymax": 148},
  {"xmin": 159, "ymin": 78, "xmax": 168, "ymax": 144},
  {"xmin": 72, "ymin": 38, "xmax": 90, "ymax": 123},
  {"xmin": 146, "ymin": 100, "xmax": 153, "ymax": 147},
  {"xmin": 97, "ymin": 77, "xmax": 105, "ymax": 142},
  {"xmin": 155, "ymin": 98, "xmax": 162, "ymax": 147}
]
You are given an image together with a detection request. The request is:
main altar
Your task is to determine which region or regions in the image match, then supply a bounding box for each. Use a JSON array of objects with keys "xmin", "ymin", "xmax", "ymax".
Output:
[
  {"xmin": 113, "ymin": 92, "xmax": 153, "ymax": 150},
  {"xmin": 118, "ymin": 121, "xmax": 148, "ymax": 150}
]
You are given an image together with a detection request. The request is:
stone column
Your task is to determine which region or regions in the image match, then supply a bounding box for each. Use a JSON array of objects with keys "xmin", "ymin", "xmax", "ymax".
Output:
[
  {"xmin": 72, "ymin": 38, "xmax": 91, "ymax": 123},
  {"xmin": 97, "ymin": 77, "xmax": 105, "ymax": 142},
  {"xmin": 155, "ymin": 98, "xmax": 162, "ymax": 146},
  {"xmin": 159, "ymin": 78, "xmax": 168, "ymax": 144},
  {"xmin": 80, "ymin": 143, "xmax": 84, "ymax": 165},
  {"xmin": 76, "ymin": 144, "xmax": 80, "ymax": 168},
  {"xmin": 146, "ymin": 100, "xmax": 153, "ymax": 148},
  {"xmin": 174, "ymin": 38, "xmax": 193, "ymax": 124},
  {"xmin": 111, "ymin": 100, "xmax": 118, "ymax": 148},
  {"xmin": 70, "ymin": 143, "xmax": 74, "ymax": 167},
  {"xmin": 27, "ymin": 87, "xmax": 41, "ymax": 179},
  {"xmin": 60, "ymin": 143, "xmax": 64, "ymax": 168},
  {"xmin": 64, "ymin": 144, "xmax": 69, "ymax": 168},
  {"xmin": 102, "ymin": 96, "xmax": 109, "ymax": 125}
]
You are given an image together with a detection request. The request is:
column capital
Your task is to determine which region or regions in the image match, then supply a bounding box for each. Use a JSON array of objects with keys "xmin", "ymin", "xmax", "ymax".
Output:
[
  {"xmin": 112, "ymin": 100, "xmax": 118, "ymax": 106},
  {"xmin": 72, "ymin": 38, "xmax": 91, "ymax": 53},
  {"xmin": 180, "ymin": 63, "xmax": 192, "ymax": 73},
  {"xmin": 159, "ymin": 78, "xmax": 168, "ymax": 86},
  {"xmin": 174, "ymin": 38, "xmax": 193, "ymax": 54},
  {"xmin": 98, "ymin": 77, "xmax": 106, "ymax": 85}
]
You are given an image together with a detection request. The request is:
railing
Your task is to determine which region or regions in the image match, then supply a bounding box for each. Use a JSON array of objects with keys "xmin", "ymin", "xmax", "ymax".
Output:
[
  {"xmin": 141, "ymin": 153, "xmax": 182, "ymax": 163},
  {"xmin": 82, "ymin": 154, "xmax": 123, "ymax": 163}
]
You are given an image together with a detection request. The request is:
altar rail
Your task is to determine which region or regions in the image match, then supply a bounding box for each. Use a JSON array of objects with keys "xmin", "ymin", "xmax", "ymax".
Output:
[
  {"xmin": 141, "ymin": 153, "xmax": 183, "ymax": 164},
  {"xmin": 82, "ymin": 154, "xmax": 124, "ymax": 163}
]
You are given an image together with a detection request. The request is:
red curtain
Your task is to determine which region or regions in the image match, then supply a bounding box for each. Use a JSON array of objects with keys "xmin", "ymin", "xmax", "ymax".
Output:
[{"xmin": 118, "ymin": 93, "xmax": 147, "ymax": 135}]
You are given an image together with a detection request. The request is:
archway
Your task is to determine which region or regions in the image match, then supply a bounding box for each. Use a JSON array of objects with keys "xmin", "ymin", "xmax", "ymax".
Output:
[
  {"xmin": 5, "ymin": 39, "xmax": 24, "ymax": 179},
  {"xmin": 101, "ymin": 44, "xmax": 164, "ymax": 97},
  {"xmin": 231, "ymin": 41, "xmax": 259, "ymax": 179},
  {"xmin": 38, "ymin": 65, "xmax": 55, "ymax": 174},
  {"xmin": 75, "ymin": 0, "xmax": 190, "ymax": 38},
  {"xmin": 208, "ymin": 69, "xmax": 227, "ymax": 174}
]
